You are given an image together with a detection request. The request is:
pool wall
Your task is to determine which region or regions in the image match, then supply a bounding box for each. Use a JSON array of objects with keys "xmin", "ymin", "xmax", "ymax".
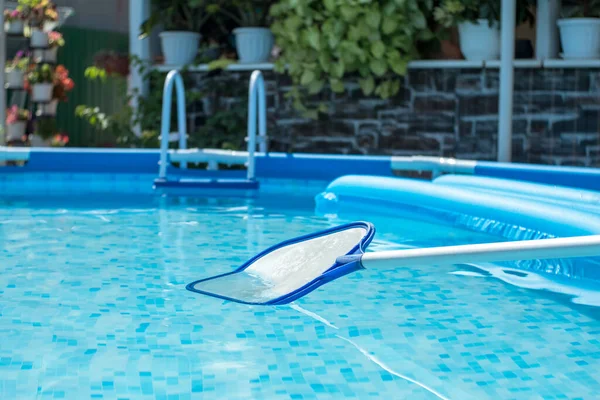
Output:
[{"xmin": 4, "ymin": 148, "xmax": 600, "ymax": 191}]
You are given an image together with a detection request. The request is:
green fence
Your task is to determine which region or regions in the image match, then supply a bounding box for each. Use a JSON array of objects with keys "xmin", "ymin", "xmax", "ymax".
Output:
[{"xmin": 56, "ymin": 26, "xmax": 128, "ymax": 147}]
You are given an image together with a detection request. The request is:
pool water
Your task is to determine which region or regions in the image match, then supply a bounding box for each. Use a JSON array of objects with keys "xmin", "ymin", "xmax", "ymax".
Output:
[{"xmin": 1, "ymin": 193, "xmax": 600, "ymax": 399}]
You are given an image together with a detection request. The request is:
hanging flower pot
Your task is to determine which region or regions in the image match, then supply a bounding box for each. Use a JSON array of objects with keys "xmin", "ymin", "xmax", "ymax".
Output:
[
  {"xmin": 5, "ymin": 68, "xmax": 24, "ymax": 88},
  {"xmin": 6, "ymin": 121, "xmax": 26, "ymax": 141},
  {"xmin": 4, "ymin": 19, "xmax": 24, "ymax": 35},
  {"xmin": 4, "ymin": 9, "xmax": 24, "ymax": 35},
  {"xmin": 37, "ymin": 99, "xmax": 58, "ymax": 116},
  {"xmin": 5, "ymin": 105, "xmax": 29, "ymax": 141},
  {"xmin": 457, "ymin": 19, "xmax": 500, "ymax": 61},
  {"xmin": 31, "ymin": 28, "xmax": 49, "ymax": 48},
  {"xmin": 28, "ymin": 134, "xmax": 51, "ymax": 147},
  {"xmin": 31, "ymin": 83, "xmax": 53, "ymax": 102},
  {"xmin": 233, "ymin": 28, "xmax": 274, "ymax": 64},
  {"xmin": 33, "ymin": 47, "xmax": 57, "ymax": 63}
]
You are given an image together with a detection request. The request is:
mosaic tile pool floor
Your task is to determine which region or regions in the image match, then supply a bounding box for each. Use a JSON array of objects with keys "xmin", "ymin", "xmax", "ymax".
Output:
[{"xmin": 1, "ymin": 194, "xmax": 600, "ymax": 399}]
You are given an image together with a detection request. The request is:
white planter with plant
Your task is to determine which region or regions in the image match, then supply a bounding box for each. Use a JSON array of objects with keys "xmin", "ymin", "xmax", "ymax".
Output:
[
  {"xmin": 221, "ymin": 6, "xmax": 274, "ymax": 63},
  {"xmin": 557, "ymin": 0, "xmax": 600, "ymax": 59},
  {"xmin": 434, "ymin": 0, "xmax": 535, "ymax": 61},
  {"xmin": 457, "ymin": 20, "xmax": 500, "ymax": 61},
  {"xmin": 5, "ymin": 105, "xmax": 29, "ymax": 141},
  {"xmin": 27, "ymin": 63, "xmax": 55, "ymax": 102},
  {"xmin": 141, "ymin": 0, "xmax": 216, "ymax": 66},
  {"xmin": 5, "ymin": 51, "xmax": 29, "ymax": 88},
  {"xmin": 234, "ymin": 28, "xmax": 274, "ymax": 63},
  {"xmin": 34, "ymin": 31, "xmax": 63, "ymax": 63},
  {"xmin": 31, "ymin": 28, "xmax": 49, "ymax": 48},
  {"xmin": 4, "ymin": 9, "xmax": 25, "ymax": 34}
]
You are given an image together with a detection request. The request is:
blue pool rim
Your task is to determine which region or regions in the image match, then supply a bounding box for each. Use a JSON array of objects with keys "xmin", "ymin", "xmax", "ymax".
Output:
[{"xmin": 186, "ymin": 221, "xmax": 376, "ymax": 305}]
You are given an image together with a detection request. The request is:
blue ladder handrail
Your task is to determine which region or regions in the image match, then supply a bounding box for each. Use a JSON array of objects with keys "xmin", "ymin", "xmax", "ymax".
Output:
[
  {"xmin": 246, "ymin": 70, "xmax": 268, "ymax": 180},
  {"xmin": 159, "ymin": 70, "xmax": 188, "ymax": 179},
  {"xmin": 158, "ymin": 69, "xmax": 266, "ymax": 181}
]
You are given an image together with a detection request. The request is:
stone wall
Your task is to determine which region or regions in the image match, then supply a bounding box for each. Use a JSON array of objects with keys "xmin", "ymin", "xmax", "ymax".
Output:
[{"xmin": 187, "ymin": 67, "xmax": 600, "ymax": 166}]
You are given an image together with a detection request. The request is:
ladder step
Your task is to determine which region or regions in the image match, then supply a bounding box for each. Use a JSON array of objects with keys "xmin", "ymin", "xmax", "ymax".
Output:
[{"xmin": 154, "ymin": 178, "xmax": 259, "ymax": 190}]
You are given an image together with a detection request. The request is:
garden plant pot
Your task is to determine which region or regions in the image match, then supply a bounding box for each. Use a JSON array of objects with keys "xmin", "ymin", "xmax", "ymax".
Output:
[
  {"xmin": 5, "ymin": 69, "xmax": 24, "ymax": 88},
  {"xmin": 458, "ymin": 19, "xmax": 500, "ymax": 61},
  {"xmin": 34, "ymin": 47, "xmax": 58, "ymax": 63},
  {"xmin": 31, "ymin": 83, "xmax": 53, "ymax": 102},
  {"xmin": 30, "ymin": 28, "xmax": 49, "ymax": 48},
  {"xmin": 557, "ymin": 18, "xmax": 600, "ymax": 59},
  {"xmin": 159, "ymin": 31, "xmax": 200, "ymax": 65},
  {"xmin": 6, "ymin": 121, "xmax": 26, "ymax": 141},
  {"xmin": 4, "ymin": 20, "xmax": 24, "ymax": 35},
  {"xmin": 233, "ymin": 27, "xmax": 274, "ymax": 63},
  {"xmin": 37, "ymin": 100, "xmax": 58, "ymax": 116},
  {"xmin": 29, "ymin": 134, "xmax": 50, "ymax": 147}
]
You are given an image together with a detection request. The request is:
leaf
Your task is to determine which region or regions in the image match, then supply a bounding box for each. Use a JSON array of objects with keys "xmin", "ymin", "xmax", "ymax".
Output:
[
  {"xmin": 390, "ymin": 59, "xmax": 409, "ymax": 75},
  {"xmin": 359, "ymin": 76, "xmax": 375, "ymax": 96},
  {"xmin": 330, "ymin": 79, "xmax": 345, "ymax": 93},
  {"xmin": 324, "ymin": 0, "xmax": 336, "ymax": 12},
  {"xmin": 382, "ymin": 17, "xmax": 398, "ymax": 34},
  {"xmin": 340, "ymin": 5, "xmax": 358, "ymax": 22},
  {"xmin": 331, "ymin": 61, "xmax": 345, "ymax": 79},
  {"xmin": 301, "ymin": 69, "xmax": 315, "ymax": 85},
  {"xmin": 305, "ymin": 27, "xmax": 321, "ymax": 50},
  {"xmin": 308, "ymin": 80, "xmax": 325, "ymax": 94},
  {"xmin": 369, "ymin": 59, "xmax": 387, "ymax": 77},
  {"xmin": 318, "ymin": 52, "xmax": 331, "ymax": 71},
  {"xmin": 370, "ymin": 41, "xmax": 385, "ymax": 59},
  {"xmin": 365, "ymin": 9, "xmax": 381, "ymax": 29}
]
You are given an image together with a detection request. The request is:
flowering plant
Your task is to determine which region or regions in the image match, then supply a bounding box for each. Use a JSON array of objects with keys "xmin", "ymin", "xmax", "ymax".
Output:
[
  {"xmin": 4, "ymin": 9, "xmax": 24, "ymax": 22},
  {"xmin": 52, "ymin": 65, "xmax": 74, "ymax": 101},
  {"xmin": 6, "ymin": 105, "xmax": 30, "ymax": 124},
  {"xmin": 50, "ymin": 133, "xmax": 68, "ymax": 147},
  {"xmin": 6, "ymin": 51, "xmax": 30, "ymax": 72},
  {"xmin": 26, "ymin": 63, "xmax": 53, "ymax": 85},
  {"xmin": 47, "ymin": 31, "xmax": 64, "ymax": 47},
  {"xmin": 19, "ymin": 0, "xmax": 58, "ymax": 29}
]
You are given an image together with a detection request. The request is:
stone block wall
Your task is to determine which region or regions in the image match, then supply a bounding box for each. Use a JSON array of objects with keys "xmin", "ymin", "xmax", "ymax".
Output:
[{"xmin": 186, "ymin": 67, "xmax": 600, "ymax": 166}]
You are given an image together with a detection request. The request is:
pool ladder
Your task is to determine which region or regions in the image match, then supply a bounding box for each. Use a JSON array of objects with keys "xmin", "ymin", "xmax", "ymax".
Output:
[{"xmin": 155, "ymin": 69, "xmax": 267, "ymax": 189}]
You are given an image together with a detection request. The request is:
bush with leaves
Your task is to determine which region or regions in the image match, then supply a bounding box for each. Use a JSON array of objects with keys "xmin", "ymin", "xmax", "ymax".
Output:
[
  {"xmin": 270, "ymin": 0, "xmax": 436, "ymax": 115},
  {"xmin": 560, "ymin": 0, "xmax": 600, "ymax": 18},
  {"xmin": 434, "ymin": 0, "xmax": 535, "ymax": 28}
]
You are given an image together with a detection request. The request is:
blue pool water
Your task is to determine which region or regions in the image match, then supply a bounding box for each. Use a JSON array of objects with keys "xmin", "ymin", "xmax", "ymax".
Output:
[{"xmin": 1, "ymin": 191, "xmax": 600, "ymax": 399}]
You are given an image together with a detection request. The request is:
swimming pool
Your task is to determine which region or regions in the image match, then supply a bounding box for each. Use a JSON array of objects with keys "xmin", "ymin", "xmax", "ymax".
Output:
[{"xmin": 2, "ymin": 180, "xmax": 600, "ymax": 400}]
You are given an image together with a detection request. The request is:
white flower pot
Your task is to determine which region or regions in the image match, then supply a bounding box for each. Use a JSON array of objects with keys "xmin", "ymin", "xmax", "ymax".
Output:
[
  {"xmin": 37, "ymin": 100, "xmax": 58, "ymax": 116},
  {"xmin": 458, "ymin": 20, "xmax": 500, "ymax": 61},
  {"xmin": 6, "ymin": 121, "xmax": 26, "ymax": 141},
  {"xmin": 31, "ymin": 28, "xmax": 49, "ymax": 48},
  {"xmin": 31, "ymin": 83, "xmax": 53, "ymax": 102},
  {"xmin": 33, "ymin": 47, "xmax": 58, "ymax": 63},
  {"xmin": 4, "ymin": 20, "xmax": 24, "ymax": 35},
  {"xmin": 5, "ymin": 68, "xmax": 24, "ymax": 88},
  {"xmin": 557, "ymin": 18, "xmax": 600, "ymax": 59},
  {"xmin": 234, "ymin": 27, "xmax": 274, "ymax": 64},
  {"xmin": 159, "ymin": 31, "xmax": 200, "ymax": 65},
  {"xmin": 29, "ymin": 134, "xmax": 50, "ymax": 147}
]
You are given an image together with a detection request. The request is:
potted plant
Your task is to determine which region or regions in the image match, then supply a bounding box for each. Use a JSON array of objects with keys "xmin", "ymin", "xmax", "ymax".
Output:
[
  {"xmin": 26, "ymin": 63, "xmax": 54, "ymax": 102},
  {"xmin": 33, "ymin": 30, "xmax": 63, "ymax": 63},
  {"xmin": 5, "ymin": 51, "xmax": 30, "ymax": 88},
  {"xmin": 5, "ymin": 105, "xmax": 29, "ymax": 141},
  {"xmin": 434, "ymin": 0, "xmax": 534, "ymax": 61},
  {"xmin": 50, "ymin": 133, "xmax": 69, "ymax": 147},
  {"xmin": 20, "ymin": 0, "xmax": 59, "ymax": 47},
  {"xmin": 212, "ymin": 0, "xmax": 275, "ymax": 63},
  {"xmin": 558, "ymin": 0, "xmax": 600, "ymax": 59},
  {"xmin": 93, "ymin": 50, "xmax": 130, "ymax": 77},
  {"xmin": 140, "ymin": 0, "xmax": 216, "ymax": 66},
  {"xmin": 4, "ymin": 9, "xmax": 25, "ymax": 34},
  {"xmin": 36, "ymin": 65, "xmax": 73, "ymax": 116}
]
